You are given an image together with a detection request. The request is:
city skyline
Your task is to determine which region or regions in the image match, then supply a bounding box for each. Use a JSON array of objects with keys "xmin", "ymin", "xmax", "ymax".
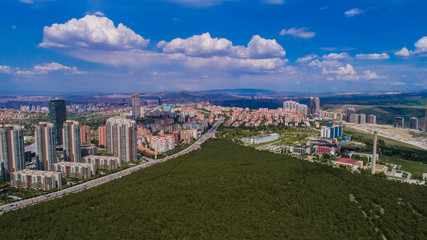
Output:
[{"xmin": 0, "ymin": 0, "xmax": 427, "ymax": 93}]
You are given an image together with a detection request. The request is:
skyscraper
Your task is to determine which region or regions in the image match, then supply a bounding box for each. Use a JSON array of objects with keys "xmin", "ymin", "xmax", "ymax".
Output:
[
  {"xmin": 35, "ymin": 122, "xmax": 57, "ymax": 171},
  {"xmin": 158, "ymin": 97, "xmax": 163, "ymax": 106},
  {"xmin": 49, "ymin": 98, "xmax": 67, "ymax": 146},
  {"xmin": 80, "ymin": 125, "xmax": 91, "ymax": 144},
  {"xmin": 98, "ymin": 125, "xmax": 107, "ymax": 147},
  {"xmin": 409, "ymin": 117, "xmax": 418, "ymax": 130},
  {"xmin": 0, "ymin": 125, "xmax": 25, "ymax": 180},
  {"xmin": 309, "ymin": 97, "xmax": 320, "ymax": 115},
  {"xmin": 63, "ymin": 120, "xmax": 81, "ymax": 162},
  {"xmin": 131, "ymin": 93, "xmax": 141, "ymax": 119},
  {"xmin": 106, "ymin": 117, "xmax": 137, "ymax": 162}
]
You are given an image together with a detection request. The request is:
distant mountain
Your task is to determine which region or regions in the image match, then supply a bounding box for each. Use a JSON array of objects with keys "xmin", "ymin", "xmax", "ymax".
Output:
[{"xmin": 202, "ymin": 88, "xmax": 277, "ymax": 96}]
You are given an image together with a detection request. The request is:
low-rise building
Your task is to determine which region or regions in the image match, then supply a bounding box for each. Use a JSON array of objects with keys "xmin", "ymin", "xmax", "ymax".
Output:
[
  {"xmin": 10, "ymin": 169, "xmax": 62, "ymax": 190},
  {"xmin": 241, "ymin": 133, "xmax": 280, "ymax": 145},
  {"xmin": 54, "ymin": 161, "xmax": 96, "ymax": 179},
  {"xmin": 334, "ymin": 158, "xmax": 363, "ymax": 170},
  {"xmin": 315, "ymin": 145, "xmax": 341, "ymax": 155},
  {"xmin": 82, "ymin": 155, "xmax": 121, "ymax": 170}
]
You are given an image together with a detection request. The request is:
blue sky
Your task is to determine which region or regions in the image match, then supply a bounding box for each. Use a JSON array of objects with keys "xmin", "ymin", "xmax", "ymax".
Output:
[{"xmin": 1, "ymin": 0, "xmax": 427, "ymax": 93}]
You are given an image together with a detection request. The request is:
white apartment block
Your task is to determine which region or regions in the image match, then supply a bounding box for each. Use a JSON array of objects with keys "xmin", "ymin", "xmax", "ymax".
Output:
[
  {"xmin": 10, "ymin": 169, "xmax": 62, "ymax": 190},
  {"xmin": 54, "ymin": 161, "xmax": 96, "ymax": 179},
  {"xmin": 82, "ymin": 155, "xmax": 121, "ymax": 170}
]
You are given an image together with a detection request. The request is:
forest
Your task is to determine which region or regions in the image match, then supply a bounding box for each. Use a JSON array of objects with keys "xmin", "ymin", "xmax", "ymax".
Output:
[{"xmin": 0, "ymin": 139, "xmax": 426, "ymax": 239}]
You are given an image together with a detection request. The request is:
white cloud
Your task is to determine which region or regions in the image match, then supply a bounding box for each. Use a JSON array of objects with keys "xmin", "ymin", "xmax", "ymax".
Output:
[
  {"xmin": 279, "ymin": 27, "xmax": 315, "ymax": 39},
  {"xmin": 16, "ymin": 62, "xmax": 85, "ymax": 75},
  {"xmin": 262, "ymin": 0, "xmax": 284, "ymax": 5},
  {"xmin": 322, "ymin": 52, "xmax": 350, "ymax": 60},
  {"xmin": 345, "ymin": 8, "xmax": 363, "ymax": 17},
  {"xmin": 322, "ymin": 64, "xmax": 356, "ymax": 75},
  {"xmin": 0, "ymin": 65, "xmax": 11, "ymax": 74},
  {"xmin": 232, "ymin": 35, "xmax": 286, "ymax": 59},
  {"xmin": 390, "ymin": 81, "xmax": 406, "ymax": 86},
  {"xmin": 296, "ymin": 54, "xmax": 318, "ymax": 63},
  {"xmin": 308, "ymin": 59, "xmax": 341, "ymax": 68},
  {"xmin": 414, "ymin": 36, "xmax": 427, "ymax": 53},
  {"xmin": 356, "ymin": 53, "xmax": 390, "ymax": 60},
  {"xmin": 395, "ymin": 47, "xmax": 410, "ymax": 57},
  {"xmin": 93, "ymin": 11, "xmax": 105, "ymax": 16},
  {"xmin": 40, "ymin": 15, "xmax": 149, "ymax": 50},
  {"xmin": 162, "ymin": 33, "xmax": 233, "ymax": 57},
  {"xmin": 161, "ymin": 33, "xmax": 286, "ymax": 59},
  {"xmin": 361, "ymin": 70, "xmax": 385, "ymax": 80},
  {"xmin": 19, "ymin": 0, "xmax": 53, "ymax": 4}
]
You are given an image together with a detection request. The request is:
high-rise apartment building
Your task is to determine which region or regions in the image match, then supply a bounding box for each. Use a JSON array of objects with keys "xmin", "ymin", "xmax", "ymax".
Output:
[
  {"xmin": 345, "ymin": 107, "xmax": 356, "ymax": 123},
  {"xmin": 49, "ymin": 98, "xmax": 67, "ymax": 146},
  {"xmin": 409, "ymin": 117, "xmax": 418, "ymax": 130},
  {"xmin": 368, "ymin": 114, "xmax": 377, "ymax": 124},
  {"xmin": 358, "ymin": 114, "xmax": 366, "ymax": 124},
  {"xmin": 131, "ymin": 93, "xmax": 141, "ymax": 119},
  {"xmin": 0, "ymin": 125, "xmax": 25, "ymax": 180},
  {"xmin": 35, "ymin": 122, "xmax": 57, "ymax": 171},
  {"xmin": 63, "ymin": 120, "xmax": 81, "ymax": 162},
  {"xmin": 309, "ymin": 97, "xmax": 320, "ymax": 115},
  {"xmin": 80, "ymin": 125, "xmax": 91, "ymax": 144},
  {"xmin": 283, "ymin": 101, "xmax": 308, "ymax": 115},
  {"xmin": 98, "ymin": 125, "xmax": 107, "ymax": 147},
  {"xmin": 106, "ymin": 117, "xmax": 137, "ymax": 162}
]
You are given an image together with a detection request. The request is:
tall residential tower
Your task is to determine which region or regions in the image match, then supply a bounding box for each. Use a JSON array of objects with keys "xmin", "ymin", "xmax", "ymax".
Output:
[
  {"xmin": 106, "ymin": 117, "xmax": 137, "ymax": 162},
  {"xmin": 0, "ymin": 125, "xmax": 25, "ymax": 180},
  {"xmin": 35, "ymin": 122, "xmax": 57, "ymax": 171},
  {"xmin": 131, "ymin": 93, "xmax": 141, "ymax": 119},
  {"xmin": 49, "ymin": 98, "xmax": 67, "ymax": 146},
  {"xmin": 63, "ymin": 120, "xmax": 81, "ymax": 162}
]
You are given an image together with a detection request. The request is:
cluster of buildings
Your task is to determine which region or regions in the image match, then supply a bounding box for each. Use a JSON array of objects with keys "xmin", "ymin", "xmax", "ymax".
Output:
[
  {"xmin": 1, "ymin": 99, "xmax": 139, "ymax": 191},
  {"xmin": 224, "ymin": 107, "xmax": 308, "ymax": 128},
  {"xmin": 19, "ymin": 104, "xmax": 48, "ymax": 113}
]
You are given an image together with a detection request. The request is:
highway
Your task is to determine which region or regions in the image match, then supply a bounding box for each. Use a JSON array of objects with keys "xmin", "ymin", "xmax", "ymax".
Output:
[{"xmin": 0, "ymin": 117, "xmax": 224, "ymax": 215}]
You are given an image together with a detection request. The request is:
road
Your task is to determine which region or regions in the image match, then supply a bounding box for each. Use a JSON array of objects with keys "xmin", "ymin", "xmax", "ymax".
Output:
[{"xmin": 0, "ymin": 117, "xmax": 224, "ymax": 215}]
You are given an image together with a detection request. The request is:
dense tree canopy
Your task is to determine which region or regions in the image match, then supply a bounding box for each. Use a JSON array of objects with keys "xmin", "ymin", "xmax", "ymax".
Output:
[{"xmin": 0, "ymin": 139, "xmax": 426, "ymax": 239}]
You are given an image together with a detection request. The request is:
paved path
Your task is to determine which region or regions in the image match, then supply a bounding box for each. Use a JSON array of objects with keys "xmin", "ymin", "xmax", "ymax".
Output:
[{"xmin": 0, "ymin": 117, "xmax": 224, "ymax": 215}]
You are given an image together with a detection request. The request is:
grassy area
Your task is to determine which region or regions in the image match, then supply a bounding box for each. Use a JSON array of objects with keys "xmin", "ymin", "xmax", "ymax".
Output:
[
  {"xmin": 344, "ymin": 127, "xmax": 423, "ymax": 150},
  {"xmin": 1, "ymin": 139, "xmax": 426, "ymax": 239},
  {"xmin": 383, "ymin": 156, "xmax": 427, "ymax": 178}
]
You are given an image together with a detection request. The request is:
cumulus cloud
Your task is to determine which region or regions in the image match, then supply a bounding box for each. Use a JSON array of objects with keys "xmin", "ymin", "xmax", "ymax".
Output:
[
  {"xmin": 356, "ymin": 53, "xmax": 390, "ymax": 60},
  {"xmin": 39, "ymin": 15, "xmax": 149, "ymax": 50},
  {"xmin": 16, "ymin": 62, "xmax": 85, "ymax": 75},
  {"xmin": 395, "ymin": 47, "xmax": 411, "ymax": 57},
  {"xmin": 162, "ymin": 33, "xmax": 233, "ymax": 57},
  {"xmin": 414, "ymin": 36, "xmax": 427, "ymax": 53},
  {"xmin": 322, "ymin": 64, "xmax": 356, "ymax": 75},
  {"xmin": 279, "ymin": 27, "xmax": 315, "ymax": 39},
  {"xmin": 395, "ymin": 36, "xmax": 427, "ymax": 57},
  {"xmin": 161, "ymin": 33, "xmax": 286, "ymax": 59},
  {"xmin": 345, "ymin": 8, "xmax": 363, "ymax": 17},
  {"xmin": 0, "ymin": 65, "xmax": 11, "ymax": 74},
  {"xmin": 361, "ymin": 70, "xmax": 385, "ymax": 80},
  {"xmin": 262, "ymin": 0, "xmax": 284, "ymax": 5},
  {"xmin": 308, "ymin": 59, "xmax": 341, "ymax": 68},
  {"xmin": 296, "ymin": 54, "xmax": 318, "ymax": 63},
  {"xmin": 322, "ymin": 52, "xmax": 350, "ymax": 60}
]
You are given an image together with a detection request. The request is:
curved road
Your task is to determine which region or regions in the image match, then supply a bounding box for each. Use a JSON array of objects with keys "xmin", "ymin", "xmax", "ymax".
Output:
[{"xmin": 0, "ymin": 117, "xmax": 224, "ymax": 215}]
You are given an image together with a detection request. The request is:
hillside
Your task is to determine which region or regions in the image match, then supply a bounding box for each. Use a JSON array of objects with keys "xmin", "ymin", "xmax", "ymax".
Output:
[{"xmin": 1, "ymin": 139, "xmax": 426, "ymax": 239}]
